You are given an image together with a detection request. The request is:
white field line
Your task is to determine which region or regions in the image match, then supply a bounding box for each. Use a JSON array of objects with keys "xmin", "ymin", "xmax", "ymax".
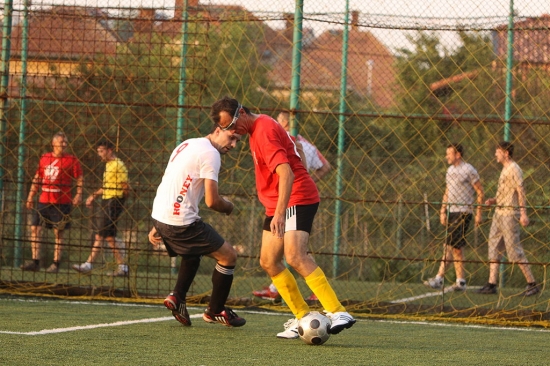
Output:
[
  {"xmin": 1, "ymin": 298, "xmax": 548, "ymax": 335},
  {"xmin": 374, "ymin": 319, "xmax": 550, "ymax": 333},
  {"xmin": 391, "ymin": 286, "xmax": 482, "ymax": 303}
]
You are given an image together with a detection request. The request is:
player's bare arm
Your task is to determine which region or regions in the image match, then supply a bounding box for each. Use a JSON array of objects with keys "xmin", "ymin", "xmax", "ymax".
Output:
[
  {"xmin": 473, "ymin": 180, "xmax": 484, "ymax": 226},
  {"xmin": 439, "ymin": 187, "xmax": 449, "ymax": 225},
  {"xmin": 312, "ymin": 161, "xmax": 331, "ymax": 182},
  {"xmin": 517, "ymin": 184, "xmax": 529, "ymax": 227},
  {"xmin": 73, "ymin": 176, "xmax": 84, "ymax": 206},
  {"xmin": 204, "ymin": 178, "xmax": 234, "ymax": 215},
  {"xmin": 26, "ymin": 173, "xmax": 40, "ymax": 209},
  {"xmin": 271, "ymin": 163, "xmax": 294, "ymax": 238}
]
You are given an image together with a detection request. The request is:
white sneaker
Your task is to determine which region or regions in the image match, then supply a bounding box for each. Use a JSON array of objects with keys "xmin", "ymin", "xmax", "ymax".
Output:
[
  {"xmin": 450, "ymin": 280, "xmax": 467, "ymax": 291},
  {"xmin": 72, "ymin": 262, "xmax": 92, "ymax": 273},
  {"xmin": 325, "ymin": 311, "xmax": 356, "ymax": 334},
  {"xmin": 276, "ymin": 318, "xmax": 299, "ymax": 339},
  {"xmin": 423, "ymin": 277, "xmax": 443, "ymax": 289}
]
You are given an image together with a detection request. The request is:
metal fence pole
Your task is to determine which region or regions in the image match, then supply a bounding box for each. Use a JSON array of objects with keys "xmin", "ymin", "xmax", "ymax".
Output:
[
  {"xmin": 13, "ymin": 0, "xmax": 31, "ymax": 267},
  {"xmin": 332, "ymin": 0, "xmax": 350, "ymax": 278}
]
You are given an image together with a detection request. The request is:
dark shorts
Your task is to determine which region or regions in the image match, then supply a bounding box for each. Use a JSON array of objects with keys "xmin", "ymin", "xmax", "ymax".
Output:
[
  {"xmin": 263, "ymin": 202, "xmax": 319, "ymax": 234},
  {"xmin": 31, "ymin": 203, "xmax": 72, "ymax": 230},
  {"xmin": 152, "ymin": 219, "xmax": 225, "ymax": 257},
  {"xmin": 445, "ymin": 212, "xmax": 472, "ymax": 249},
  {"xmin": 97, "ymin": 198, "xmax": 125, "ymax": 238}
]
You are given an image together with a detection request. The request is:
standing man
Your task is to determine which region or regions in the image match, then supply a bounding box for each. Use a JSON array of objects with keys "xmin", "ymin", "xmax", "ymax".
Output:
[
  {"xmin": 423, "ymin": 144, "xmax": 484, "ymax": 291},
  {"xmin": 477, "ymin": 142, "xmax": 539, "ymax": 296},
  {"xmin": 72, "ymin": 141, "xmax": 129, "ymax": 277},
  {"xmin": 147, "ymin": 123, "xmax": 245, "ymax": 328},
  {"xmin": 210, "ymin": 96, "xmax": 355, "ymax": 338},
  {"xmin": 23, "ymin": 131, "xmax": 83, "ymax": 273},
  {"xmin": 253, "ymin": 110, "xmax": 332, "ymax": 301}
]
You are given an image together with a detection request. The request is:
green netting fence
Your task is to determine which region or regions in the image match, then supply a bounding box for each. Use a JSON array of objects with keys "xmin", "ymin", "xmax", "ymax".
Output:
[{"xmin": 1, "ymin": 0, "xmax": 550, "ymax": 326}]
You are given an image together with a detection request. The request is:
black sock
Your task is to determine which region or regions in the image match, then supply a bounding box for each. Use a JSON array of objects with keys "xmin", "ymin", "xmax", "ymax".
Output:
[
  {"xmin": 488, "ymin": 283, "xmax": 497, "ymax": 288},
  {"xmin": 209, "ymin": 263, "xmax": 235, "ymax": 314},
  {"xmin": 53, "ymin": 261, "xmax": 60, "ymax": 268},
  {"xmin": 34, "ymin": 259, "xmax": 40, "ymax": 266},
  {"xmin": 528, "ymin": 282, "xmax": 537, "ymax": 286},
  {"xmin": 174, "ymin": 256, "xmax": 201, "ymax": 300}
]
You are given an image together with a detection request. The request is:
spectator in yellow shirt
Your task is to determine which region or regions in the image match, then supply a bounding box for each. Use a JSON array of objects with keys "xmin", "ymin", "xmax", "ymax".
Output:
[{"xmin": 73, "ymin": 141, "xmax": 130, "ymax": 277}]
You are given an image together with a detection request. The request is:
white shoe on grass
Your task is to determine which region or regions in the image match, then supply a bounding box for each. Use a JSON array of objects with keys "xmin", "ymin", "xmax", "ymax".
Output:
[
  {"xmin": 276, "ymin": 318, "xmax": 299, "ymax": 339},
  {"xmin": 72, "ymin": 262, "xmax": 92, "ymax": 273},
  {"xmin": 325, "ymin": 311, "xmax": 356, "ymax": 334}
]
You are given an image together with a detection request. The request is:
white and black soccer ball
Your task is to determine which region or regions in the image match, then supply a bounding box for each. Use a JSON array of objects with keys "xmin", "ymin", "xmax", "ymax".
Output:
[{"xmin": 297, "ymin": 311, "xmax": 331, "ymax": 345}]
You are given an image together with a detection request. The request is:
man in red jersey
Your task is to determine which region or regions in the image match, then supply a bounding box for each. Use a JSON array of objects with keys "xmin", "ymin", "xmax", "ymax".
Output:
[
  {"xmin": 23, "ymin": 132, "xmax": 83, "ymax": 273},
  {"xmin": 210, "ymin": 97, "xmax": 355, "ymax": 338}
]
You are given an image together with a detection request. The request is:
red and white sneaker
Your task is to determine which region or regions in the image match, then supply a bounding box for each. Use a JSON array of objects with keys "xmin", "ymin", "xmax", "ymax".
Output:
[
  {"xmin": 164, "ymin": 292, "xmax": 191, "ymax": 326},
  {"xmin": 252, "ymin": 287, "xmax": 280, "ymax": 300},
  {"xmin": 306, "ymin": 293, "xmax": 318, "ymax": 301},
  {"xmin": 202, "ymin": 307, "xmax": 246, "ymax": 327}
]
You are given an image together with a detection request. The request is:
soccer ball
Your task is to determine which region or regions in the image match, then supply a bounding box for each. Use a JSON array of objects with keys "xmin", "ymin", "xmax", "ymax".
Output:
[{"xmin": 297, "ymin": 311, "xmax": 331, "ymax": 345}]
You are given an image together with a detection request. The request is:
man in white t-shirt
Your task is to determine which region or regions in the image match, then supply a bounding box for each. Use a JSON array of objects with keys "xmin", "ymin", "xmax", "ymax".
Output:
[
  {"xmin": 476, "ymin": 142, "xmax": 539, "ymax": 296},
  {"xmin": 424, "ymin": 144, "xmax": 484, "ymax": 292},
  {"xmin": 148, "ymin": 121, "xmax": 246, "ymax": 327}
]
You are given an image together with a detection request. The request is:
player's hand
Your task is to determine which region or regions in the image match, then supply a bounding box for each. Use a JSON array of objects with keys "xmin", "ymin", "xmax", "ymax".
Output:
[
  {"xmin": 222, "ymin": 196, "xmax": 234, "ymax": 215},
  {"xmin": 26, "ymin": 200, "xmax": 34, "ymax": 210},
  {"xmin": 148, "ymin": 227, "xmax": 163, "ymax": 247},
  {"xmin": 520, "ymin": 213, "xmax": 529, "ymax": 227},
  {"xmin": 270, "ymin": 211, "xmax": 285, "ymax": 238},
  {"xmin": 73, "ymin": 193, "xmax": 82, "ymax": 206},
  {"xmin": 485, "ymin": 198, "xmax": 496, "ymax": 206}
]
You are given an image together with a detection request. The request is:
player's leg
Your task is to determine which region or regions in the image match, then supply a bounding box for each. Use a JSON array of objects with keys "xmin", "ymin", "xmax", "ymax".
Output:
[
  {"xmin": 477, "ymin": 217, "xmax": 503, "ymax": 294},
  {"xmin": 285, "ymin": 203, "xmax": 355, "ymax": 335},
  {"xmin": 22, "ymin": 204, "xmax": 45, "ymax": 271},
  {"xmin": 165, "ymin": 255, "xmax": 201, "ymax": 326},
  {"xmin": 501, "ymin": 215, "xmax": 538, "ymax": 295},
  {"xmin": 450, "ymin": 213, "xmax": 470, "ymax": 290}
]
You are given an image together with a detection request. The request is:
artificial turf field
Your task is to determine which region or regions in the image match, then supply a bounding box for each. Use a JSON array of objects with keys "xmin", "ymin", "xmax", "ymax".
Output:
[{"xmin": 1, "ymin": 296, "xmax": 549, "ymax": 365}]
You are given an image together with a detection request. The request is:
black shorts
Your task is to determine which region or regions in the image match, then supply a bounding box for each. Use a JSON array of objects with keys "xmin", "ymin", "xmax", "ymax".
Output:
[
  {"xmin": 31, "ymin": 203, "xmax": 72, "ymax": 230},
  {"xmin": 263, "ymin": 202, "xmax": 319, "ymax": 234},
  {"xmin": 152, "ymin": 219, "xmax": 225, "ymax": 257},
  {"xmin": 97, "ymin": 198, "xmax": 125, "ymax": 238},
  {"xmin": 445, "ymin": 212, "xmax": 472, "ymax": 249}
]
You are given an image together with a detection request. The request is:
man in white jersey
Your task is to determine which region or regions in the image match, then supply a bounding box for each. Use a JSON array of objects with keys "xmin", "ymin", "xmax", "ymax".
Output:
[
  {"xmin": 148, "ymin": 122, "xmax": 246, "ymax": 327},
  {"xmin": 424, "ymin": 144, "xmax": 484, "ymax": 291},
  {"xmin": 476, "ymin": 142, "xmax": 539, "ymax": 296}
]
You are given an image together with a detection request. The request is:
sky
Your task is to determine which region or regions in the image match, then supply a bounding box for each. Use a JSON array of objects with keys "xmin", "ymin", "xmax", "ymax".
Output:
[{"xmin": 8, "ymin": 0, "xmax": 550, "ymax": 51}]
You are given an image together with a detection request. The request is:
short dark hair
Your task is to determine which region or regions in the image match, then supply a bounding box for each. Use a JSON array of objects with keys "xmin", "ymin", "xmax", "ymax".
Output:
[
  {"xmin": 447, "ymin": 143, "xmax": 464, "ymax": 157},
  {"xmin": 210, "ymin": 96, "xmax": 250, "ymax": 126},
  {"xmin": 97, "ymin": 140, "xmax": 115, "ymax": 150},
  {"xmin": 497, "ymin": 141, "xmax": 514, "ymax": 158}
]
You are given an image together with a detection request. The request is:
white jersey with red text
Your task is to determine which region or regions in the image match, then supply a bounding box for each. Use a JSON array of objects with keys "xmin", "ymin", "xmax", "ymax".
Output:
[{"xmin": 151, "ymin": 138, "xmax": 220, "ymax": 226}]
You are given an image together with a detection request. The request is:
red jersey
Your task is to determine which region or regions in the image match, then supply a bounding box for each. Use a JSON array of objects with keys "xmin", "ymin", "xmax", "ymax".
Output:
[
  {"xmin": 249, "ymin": 114, "xmax": 319, "ymax": 215},
  {"xmin": 35, "ymin": 152, "xmax": 83, "ymax": 204}
]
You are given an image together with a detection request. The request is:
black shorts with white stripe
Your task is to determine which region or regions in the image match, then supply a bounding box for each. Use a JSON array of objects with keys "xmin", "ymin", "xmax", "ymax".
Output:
[{"xmin": 262, "ymin": 202, "xmax": 319, "ymax": 234}]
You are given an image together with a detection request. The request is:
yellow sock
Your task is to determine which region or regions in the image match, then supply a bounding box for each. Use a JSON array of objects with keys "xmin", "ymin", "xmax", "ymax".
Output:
[
  {"xmin": 272, "ymin": 268, "xmax": 310, "ymax": 319},
  {"xmin": 305, "ymin": 267, "xmax": 345, "ymax": 313}
]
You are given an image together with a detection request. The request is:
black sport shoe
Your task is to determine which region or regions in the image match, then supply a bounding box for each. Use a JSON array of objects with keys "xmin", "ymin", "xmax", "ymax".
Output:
[
  {"xmin": 476, "ymin": 283, "xmax": 497, "ymax": 294},
  {"xmin": 523, "ymin": 283, "xmax": 540, "ymax": 297},
  {"xmin": 20, "ymin": 260, "xmax": 39, "ymax": 272},
  {"xmin": 203, "ymin": 307, "xmax": 246, "ymax": 327},
  {"xmin": 164, "ymin": 293, "xmax": 191, "ymax": 326}
]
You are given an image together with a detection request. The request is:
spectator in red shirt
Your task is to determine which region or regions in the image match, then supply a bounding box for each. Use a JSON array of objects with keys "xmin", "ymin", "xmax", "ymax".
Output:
[
  {"xmin": 22, "ymin": 132, "xmax": 83, "ymax": 273},
  {"xmin": 210, "ymin": 97, "xmax": 355, "ymax": 339}
]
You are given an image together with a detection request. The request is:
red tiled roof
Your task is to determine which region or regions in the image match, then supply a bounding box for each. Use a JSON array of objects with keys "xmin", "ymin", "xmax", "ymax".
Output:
[{"xmin": 5, "ymin": 6, "xmax": 118, "ymax": 59}]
